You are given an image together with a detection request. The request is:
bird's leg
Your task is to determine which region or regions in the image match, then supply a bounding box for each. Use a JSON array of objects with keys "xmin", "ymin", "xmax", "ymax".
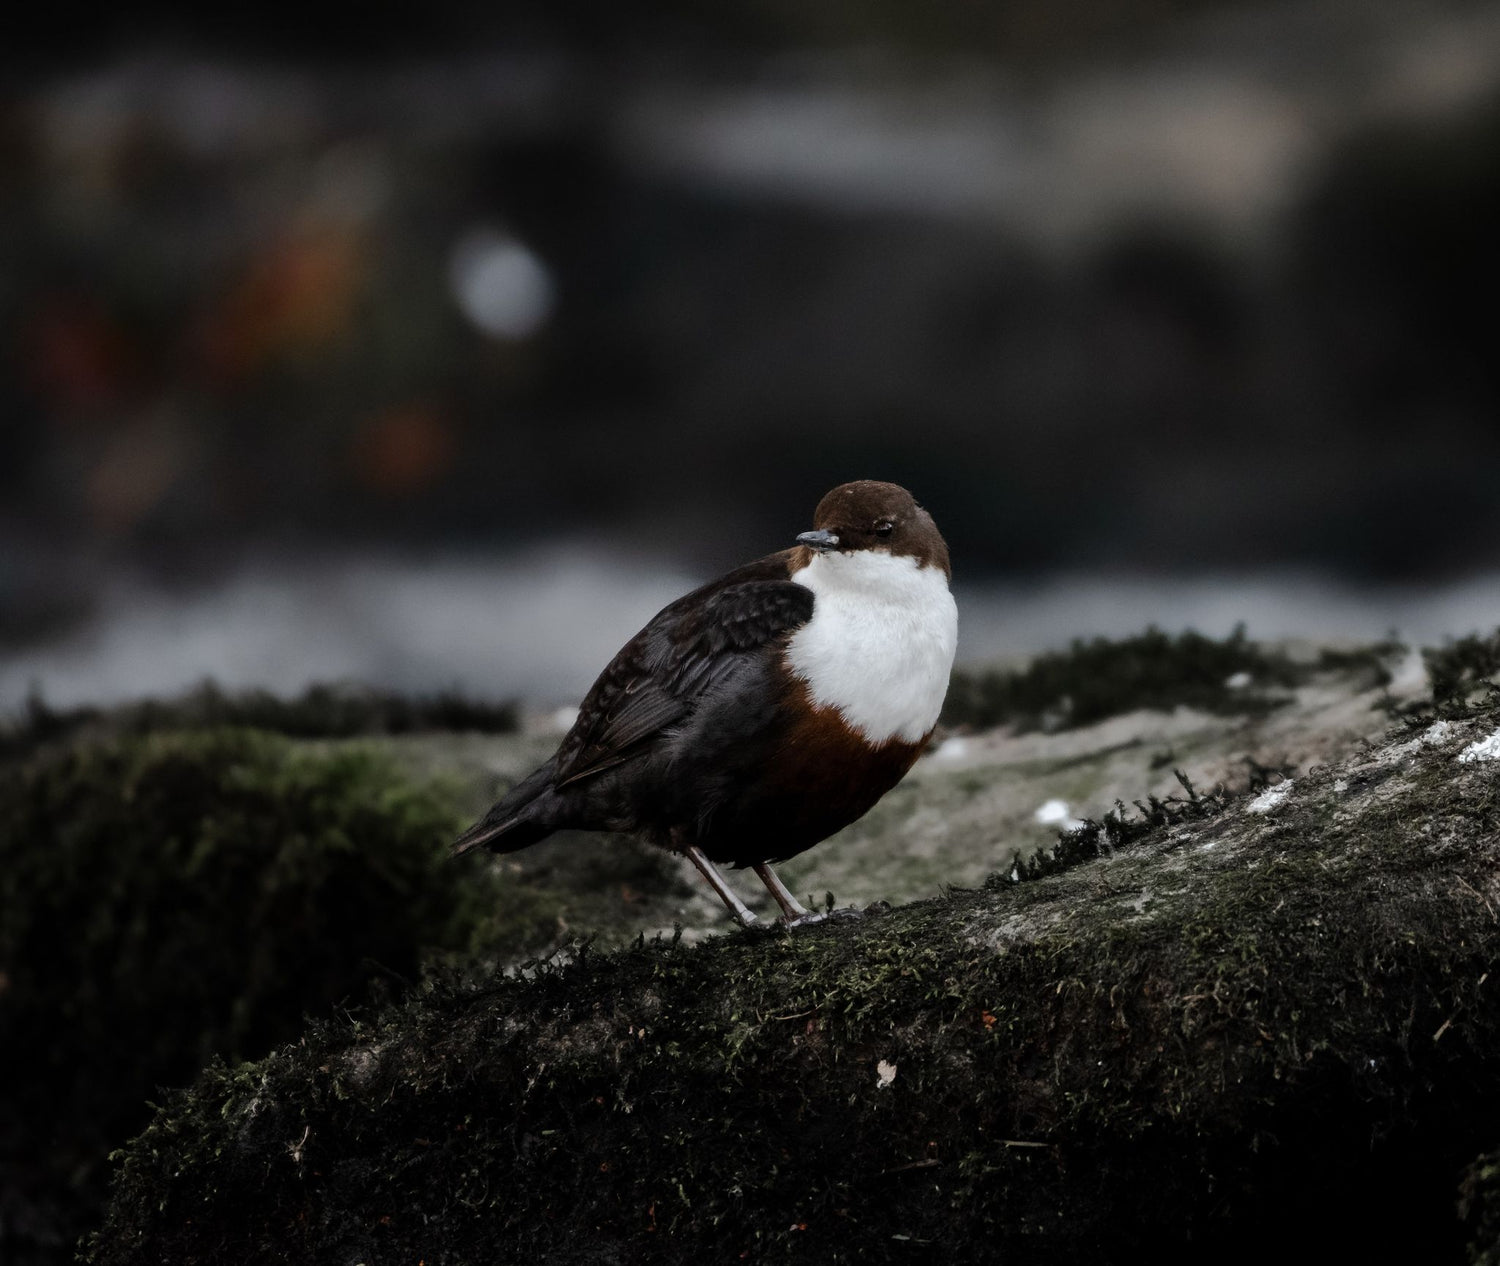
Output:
[
  {"xmin": 754, "ymin": 862, "xmax": 864, "ymax": 928},
  {"xmin": 752, "ymin": 862, "xmax": 813, "ymax": 922},
  {"xmin": 685, "ymin": 846, "xmax": 761, "ymax": 929}
]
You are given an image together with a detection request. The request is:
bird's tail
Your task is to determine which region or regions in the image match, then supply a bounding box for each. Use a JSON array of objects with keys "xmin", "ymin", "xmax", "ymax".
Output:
[
  {"xmin": 451, "ymin": 761, "xmax": 559, "ymax": 857},
  {"xmin": 451, "ymin": 812, "xmax": 553, "ymax": 856}
]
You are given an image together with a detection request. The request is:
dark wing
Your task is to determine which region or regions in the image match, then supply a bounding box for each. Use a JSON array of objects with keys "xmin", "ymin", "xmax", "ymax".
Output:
[{"xmin": 553, "ymin": 555, "xmax": 813, "ymax": 788}]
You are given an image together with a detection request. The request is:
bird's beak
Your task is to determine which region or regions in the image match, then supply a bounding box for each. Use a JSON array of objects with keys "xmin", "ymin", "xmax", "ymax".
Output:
[{"xmin": 796, "ymin": 529, "xmax": 840, "ymax": 552}]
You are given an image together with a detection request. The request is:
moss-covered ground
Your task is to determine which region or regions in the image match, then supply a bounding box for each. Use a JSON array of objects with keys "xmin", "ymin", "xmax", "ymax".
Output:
[
  {"xmin": 940, "ymin": 625, "xmax": 1403, "ymax": 732},
  {"xmin": 85, "ymin": 693, "xmax": 1500, "ymax": 1264},
  {"xmin": 0, "ymin": 680, "xmax": 518, "ymax": 764},
  {"xmin": 0, "ymin": 729, "xmax": 514, "ymax": 1265},
  {"xmin": 0, "ymin": 630, "xmax": 1482, "ymax": 1263}
]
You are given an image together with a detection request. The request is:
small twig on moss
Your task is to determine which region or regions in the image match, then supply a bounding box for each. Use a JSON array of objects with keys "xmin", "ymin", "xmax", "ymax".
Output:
[{"xmin": 880, "ymin": 1158, "xmax": 942, "ymax": 1175}]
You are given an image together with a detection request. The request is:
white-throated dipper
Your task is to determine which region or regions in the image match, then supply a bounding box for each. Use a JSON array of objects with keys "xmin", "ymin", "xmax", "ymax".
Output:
[{"xmin": 453, "ymin": 480, "xmax": 957, "ymax": 928}]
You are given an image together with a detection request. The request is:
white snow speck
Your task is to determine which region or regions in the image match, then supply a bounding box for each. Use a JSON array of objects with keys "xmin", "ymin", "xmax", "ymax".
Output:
[
  {"xmin": 1034, "ymin": 798, "xmax": 1084, "ymax": 830},
  {"xmin": 1247, "ymin": 781, "xmax": 1293, "ymax": 814},
  {"xmin": 1034, "ymin": 798, "xmax": 1071, "ymax": 824},
  {"xmin": 1393, "ymin": 719, "xmax": 1461, "ymax": 761},
  {"xmin": 1458, "ymin": 728, "xmax": 1500, "ymax": 764},
  {"xmin": 1224, "ymin": 671, "xmax": 1253, "ymax": 690},
  {"xmin": 1332, "ymin": 778, "xmax": 1348, "ymax": 794},
  {"xmin": 876, "ymin": 1059, "xmax": 897, "ymax": 1089},
  {"xmin": 933, "ymin": 736, "xmax": 969, "ymax": 761}
]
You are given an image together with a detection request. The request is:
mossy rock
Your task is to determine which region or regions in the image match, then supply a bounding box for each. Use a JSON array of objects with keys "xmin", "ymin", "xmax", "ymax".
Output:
[
  {"xmin": 0, "ymin": 729, "xmax": 522, "ymax": 1265},
  {"xmin": 0, "ymin": 680, "xmax": 518, "ymax": 765},
  {"xmin": 88, "ymin": 706, "xmax": 1500, "ymax": 1263},
  {"xmin": 940, "ymin": 625, "xmax": 1326, "ymax": 731}
]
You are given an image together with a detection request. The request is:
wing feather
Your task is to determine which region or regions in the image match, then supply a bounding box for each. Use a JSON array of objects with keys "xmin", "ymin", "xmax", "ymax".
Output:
[{"xmin": 554, "ymin": 560, "xmax": 813, "ymax": 788}]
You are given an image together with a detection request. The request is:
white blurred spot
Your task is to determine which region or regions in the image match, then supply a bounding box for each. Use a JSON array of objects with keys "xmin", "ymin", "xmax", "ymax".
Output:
[
  {"xmin": 1247, "ymin": 781, "xmax": 1293, "ymax": 814},
  {"xmin": 1034, "ymin": 798, "xmax": 1072, "ymax": 824},
  {"xmin": 1458, "ymin": 729, "xmax": 1500, "ymax": 764},
  {"xmin": 1035, "ymin": 798, "xmax": 1084, "ymax": 830},
  {"xmin": 550, "ymin": 705, "xmax": 580, "ymax": 733},
  {"xmin": 449, "ymin": 228, "xmax": 555, "ymax": 340},
  {"xmin": 875, "ymin": 1059, "xmax": 897, "ymax": 1090},
  {"xmin": 1224, "ymin": 670, "xmax": 1253, "ymax": 690},
  {"xmin": 933, "ymin": 735, "xmax": 969, "ymax": 761}
]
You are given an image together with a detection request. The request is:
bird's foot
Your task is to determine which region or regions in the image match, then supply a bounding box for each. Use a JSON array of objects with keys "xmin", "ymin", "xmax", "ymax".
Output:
[{"xmin": 779, "ymin": 905, "xmax": 863, "ymax": 929}]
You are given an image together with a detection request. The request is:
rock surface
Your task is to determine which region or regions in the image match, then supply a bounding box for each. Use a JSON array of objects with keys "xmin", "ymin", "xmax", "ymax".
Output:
[
  {"xmin": 87, "ymin": 687, "xmax": 1500, "ymax": 1263},
  {"xmin": 415, "ymin": 652, "xmax": 1418, "ymax": 954}
]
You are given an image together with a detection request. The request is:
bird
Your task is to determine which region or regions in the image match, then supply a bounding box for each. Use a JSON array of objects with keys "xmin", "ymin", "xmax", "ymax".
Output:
[{"xmin": 453, "ymin": 480, "xmax": 957, "ymax": 928}]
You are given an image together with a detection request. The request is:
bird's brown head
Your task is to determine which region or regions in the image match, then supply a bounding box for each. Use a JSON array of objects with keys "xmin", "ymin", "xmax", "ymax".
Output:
[{"xmin": 795, "ymin": 480, "xmax": 950, "ymax": 578}]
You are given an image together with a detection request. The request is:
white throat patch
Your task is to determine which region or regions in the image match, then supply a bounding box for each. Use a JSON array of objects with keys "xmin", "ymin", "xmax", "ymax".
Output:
[{"xmin": 786, "ymin": 550, "xmax": 958, "ymax": 744}]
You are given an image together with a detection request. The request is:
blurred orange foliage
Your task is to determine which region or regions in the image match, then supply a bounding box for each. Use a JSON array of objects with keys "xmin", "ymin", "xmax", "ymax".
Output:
[
  {"xmin": 197, "ymin": 230, "xmax": 364, "ymax": 384},
  {"xmin": 350, "ymin": 404, "xmax": 455, "ymax": 496}
]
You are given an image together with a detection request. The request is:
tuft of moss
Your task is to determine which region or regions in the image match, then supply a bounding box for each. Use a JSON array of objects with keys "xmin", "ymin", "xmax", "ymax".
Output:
[
  {"xmin": 995, "ymin": 768, "xmax": 1236, "ymax": 885},
  {"xmin": 942, "ymin": 625, "xmax": 1306, "ymax": 732},
  {"xmin": 0, "ymin": 728, "xmax": 524, "ymax": 1265},
  {"xmin": 1314, "ymin": 638, "xmax": 1407, "ymax": 689},
  {"xmin": 0, "ymin": 680, "xmax": 518, "ymax": 764},
  {"xmin": 1463, "ymin": 1150, "xmax": 1500, "ymax": 1266},
  {"xmin": 1426, "ymin": 630, "xmax": 1500, "ymax": 710},
  {"xmin": 86, "ymin": 700, "xmax": 1500, "ymax": 1264}
]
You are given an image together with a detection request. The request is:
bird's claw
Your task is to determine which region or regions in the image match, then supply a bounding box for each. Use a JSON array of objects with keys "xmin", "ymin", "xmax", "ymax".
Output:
[{"xmin": 780, "ymin": 905, "xmax": 863, "ymax": 929}]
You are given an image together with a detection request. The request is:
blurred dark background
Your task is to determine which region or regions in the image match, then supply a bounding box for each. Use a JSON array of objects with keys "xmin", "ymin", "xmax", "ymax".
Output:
[{"xmin": 3, "ymin": 0, "xmax": 1499, "ymax": 705}]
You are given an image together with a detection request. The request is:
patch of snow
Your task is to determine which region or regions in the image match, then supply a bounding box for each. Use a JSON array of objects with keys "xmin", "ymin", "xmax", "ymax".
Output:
[
  {"xmin": 1422, "ymin": 720, "xmax": 1454, "ymax": 746},
  {"xmin": 1458, "ymin": 728, "xmax": 1500, "ymax": 764},
  {"xmin": 1247, "ymin": 780, "xmax": 1294, "ymax": 814},
  {"xmin": 876, "ymin": 1059, "xmax": 897, "ymax": 1090},
  {"xmin": 1332, "ymin": 778, "xmax": 1348, "ymax": 794}
]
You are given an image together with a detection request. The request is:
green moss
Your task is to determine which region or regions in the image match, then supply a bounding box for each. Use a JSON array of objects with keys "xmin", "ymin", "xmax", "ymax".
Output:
[
  {"xmin": 1426, "ymin": 629, "xmax": 1500, "ymax": 709},
  {"xmin": 86, "ymin": 701, "xmax": 1500, "ymax": 1264},
  {"xmin": 0, "ymin": 728, "xmax": 534, "ymax": 1265},
  {"xmin": 0, "ymin": 679, "xmax": 518, "ymax": 763},
  {"xmin": 1462, "ymin": 1149, "xmax": 1500, "ymax": 1266},
  {"xmin": 1315, "ymin": 638, "xmax": 1406, "ymax": 689},
  {"xmin": 992, "ymin": 768, "xmax": 1235, "ymax": 885},
  {"xmin": 942, "ymin": 625, "xmax": 1306, "ymax": 732}
]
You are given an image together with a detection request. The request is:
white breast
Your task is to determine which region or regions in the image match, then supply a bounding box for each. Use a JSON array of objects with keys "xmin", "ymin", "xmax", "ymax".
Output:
[{"xmin": 786, "ymin": 550, "xmax": 958, "ymax": 744}]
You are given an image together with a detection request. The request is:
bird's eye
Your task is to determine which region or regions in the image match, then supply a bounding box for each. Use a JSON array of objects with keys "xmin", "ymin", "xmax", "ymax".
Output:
[{"xmin": 873, "ymin": 521, "xmax": 894, "ymax": 538}]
